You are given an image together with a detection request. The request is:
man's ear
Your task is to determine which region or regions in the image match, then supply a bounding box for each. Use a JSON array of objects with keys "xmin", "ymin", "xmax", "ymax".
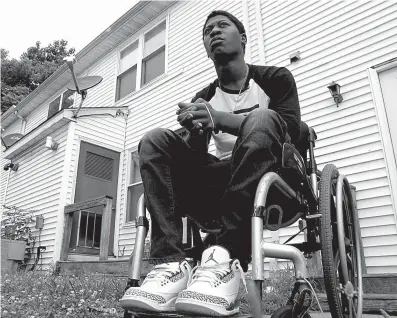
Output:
[{"xmin": 241, "ymin": 33, "xmax": 247, "ymax": 45}]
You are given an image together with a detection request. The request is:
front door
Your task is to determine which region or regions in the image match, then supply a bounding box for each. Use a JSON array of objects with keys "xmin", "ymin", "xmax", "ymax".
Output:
[{"xmin": 70, "ymin": 142, "xmax": 120, "ymax": 255}]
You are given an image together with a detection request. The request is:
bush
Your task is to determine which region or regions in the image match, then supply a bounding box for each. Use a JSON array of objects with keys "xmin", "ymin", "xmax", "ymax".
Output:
[{"xmin": 1, "ymin": 207, "xmax": 36, "ymax": 266}]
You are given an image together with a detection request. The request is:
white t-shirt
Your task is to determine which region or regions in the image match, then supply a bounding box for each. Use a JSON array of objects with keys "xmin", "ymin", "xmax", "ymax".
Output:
[{"xmin": 209, "ymin": 79, "xmax": 270, "ymax": 159}]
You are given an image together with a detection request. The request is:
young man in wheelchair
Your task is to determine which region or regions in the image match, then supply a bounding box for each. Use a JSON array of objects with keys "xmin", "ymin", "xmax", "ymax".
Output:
[{"xmin": 120, "ymin": 10, "xmax": 301, "ymax": 316}]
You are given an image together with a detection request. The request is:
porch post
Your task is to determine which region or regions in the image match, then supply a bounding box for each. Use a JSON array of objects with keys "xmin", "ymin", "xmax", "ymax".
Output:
[
  {"xmin": 99, "ymin": 196, "xmax": 113, "ymax": 260},
  {"xmin": 60, "ymin": 212, "xmax": 74, "ymax": 261}
]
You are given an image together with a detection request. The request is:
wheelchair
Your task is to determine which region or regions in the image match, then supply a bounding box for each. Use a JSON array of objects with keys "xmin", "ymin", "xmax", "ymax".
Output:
[{"xmin": 124, "ymin": 122, "xmax": 363, "ymax": 318}]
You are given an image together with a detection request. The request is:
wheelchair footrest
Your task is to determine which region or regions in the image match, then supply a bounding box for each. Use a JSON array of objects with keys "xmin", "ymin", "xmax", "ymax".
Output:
[{"xmin": 125, "ymin": 310, "xmax": 252, "ymax": 318}]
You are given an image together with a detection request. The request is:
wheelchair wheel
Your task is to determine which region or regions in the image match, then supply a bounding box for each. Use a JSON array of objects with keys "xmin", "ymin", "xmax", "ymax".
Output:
[
  {"xmin": 319, "ymin": 164, "xmax": 363, "ymax": 318},
  {"xmin": 271, "ymin": 305, "xmax": 311, "ymax": 318}
]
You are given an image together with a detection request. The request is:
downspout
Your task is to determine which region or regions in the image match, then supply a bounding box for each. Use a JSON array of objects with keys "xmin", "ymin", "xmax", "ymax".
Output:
[
  {"xmin": 114, "ymin": 109, "xmax": 130, "ymax": 258},
  {"xmin": 1, "ymin": 169, "xmax": 11, "ymax": 212},
  {"xmin": 254, "ymin": 0, "xmax": 266, "ymax": 65}
]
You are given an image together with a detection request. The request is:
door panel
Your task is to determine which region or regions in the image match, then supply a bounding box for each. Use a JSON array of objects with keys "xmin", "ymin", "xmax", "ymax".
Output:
[{"xmin": 70, "ymin": 142, "xmax": 119, "ymax": 255}]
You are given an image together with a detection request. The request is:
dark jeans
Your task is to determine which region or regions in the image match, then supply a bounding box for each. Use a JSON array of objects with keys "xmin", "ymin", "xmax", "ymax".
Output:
[{"xmin": 138, "ymin": 109, "xmax": 291, "ymax": 270}]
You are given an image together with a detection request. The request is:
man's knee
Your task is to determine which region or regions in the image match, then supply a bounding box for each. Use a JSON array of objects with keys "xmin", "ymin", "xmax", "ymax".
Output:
[
  {"xmin": 241, "ymin": 109, "xmax": 285, "ymax": 134},
  {"xmin": 245, "ymin": 108, "xmax": 279, "ymax": 124},
  {"xmin": 138, "ymin": 128, "xmax": 173, "ymax": 153}
]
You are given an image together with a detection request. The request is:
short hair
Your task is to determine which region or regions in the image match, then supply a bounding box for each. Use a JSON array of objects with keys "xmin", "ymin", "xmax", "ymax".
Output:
[{"xmin": 202, "ymin": 10, "xmax": 246, "ymax": 40}]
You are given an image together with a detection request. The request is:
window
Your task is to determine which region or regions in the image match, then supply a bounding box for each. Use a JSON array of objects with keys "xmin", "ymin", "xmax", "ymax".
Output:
[
  {"xmin": 116, "ymin": 19, "xmax": 167, "ymax": 101},
  {"xmin": 142, "ymin": 21, "xmax": 166, "ymax": 85},
  {"xmin": 126, "ymin": 152, "xmax": 144, "ymax": 223},
  {"xmin": 116, "ymin": 42, "xmax": 138, "ymax": 101},
  {"xmin": 47, "ymin": 90, "xmax": 75, "ymax": 118}
]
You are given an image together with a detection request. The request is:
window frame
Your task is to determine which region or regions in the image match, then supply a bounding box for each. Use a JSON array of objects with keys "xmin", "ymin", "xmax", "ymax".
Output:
[
  {"xmin": 115, "ymin": 16, "xmax": 169, "ymax": 103},
  {"xmin": 124, "ymin": 128, "xmax": 187, "ymax": 226},
  {"xmin": 47, "ymin": 90, "xmax": 76, "ymax": 119},
  {"xmin": 125, "ymin": 150, "xmax": 144, "ymax": 224}
]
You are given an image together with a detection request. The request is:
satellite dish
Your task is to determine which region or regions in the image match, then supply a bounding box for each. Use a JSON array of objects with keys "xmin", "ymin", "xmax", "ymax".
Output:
[
  {"xmin": 67, "ymin": 76, "xmax": 103, "ymax": 92},
  {"xmin": 3, "ymin": 133, "xmax": 24, "ymax": 147}
]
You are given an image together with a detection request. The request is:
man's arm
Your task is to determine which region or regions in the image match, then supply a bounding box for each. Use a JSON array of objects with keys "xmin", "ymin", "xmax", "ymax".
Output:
[
  {"xmin": 215, "ymin": 111, "xmax": 245, "ymax": 136},
  {"xmin": 257, "ymin": 66, "xmax": 301, "ymax": 143}
]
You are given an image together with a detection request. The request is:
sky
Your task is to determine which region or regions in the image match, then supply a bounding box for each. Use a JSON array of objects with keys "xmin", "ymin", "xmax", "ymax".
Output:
[{"xmin": 1, "ymin": 0, "xmax": 139, "ymax": 59}]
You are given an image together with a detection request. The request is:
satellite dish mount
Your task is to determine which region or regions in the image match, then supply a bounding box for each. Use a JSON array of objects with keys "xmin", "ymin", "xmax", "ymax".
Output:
[{"xmin": 64, "ymin": 56, "xmax": 103, "ymax": 118}]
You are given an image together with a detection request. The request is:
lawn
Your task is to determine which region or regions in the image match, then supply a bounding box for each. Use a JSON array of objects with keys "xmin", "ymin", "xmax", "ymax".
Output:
[
  {"xmin": 1, "ymin": 264, "xmax": 316, "ymax": 317},
  {"xmin": 1, "ymin": 268, "xmax": 125, "ymax": 317}
]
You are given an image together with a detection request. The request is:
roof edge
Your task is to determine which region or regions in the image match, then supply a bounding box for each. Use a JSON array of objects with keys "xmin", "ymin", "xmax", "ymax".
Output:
[{"xmin": 1, "ymin": 1, "xmax": 151, "ymax": 122}]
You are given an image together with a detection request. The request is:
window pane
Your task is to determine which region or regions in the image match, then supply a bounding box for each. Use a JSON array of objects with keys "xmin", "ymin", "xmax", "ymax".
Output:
[
  {"xmin": 61, "ymin": 90, "xmax": 75, "ymax": 109},
  {"xmin": 120, "ymin": 41, "xmax": 138, "ymax": 74},
  {"xmin": 48, "ymin": 95, "xmax": 61, "ymax": 118},
  {"xmin": 143, "ymin": 21, "xmax": 166, "ymax": 58},
  {"xmin": 127, "ymin": 183, "xmax": 144, "ymax": 222},
  {"xmin": 130, "ymin": 152, "xmax": 141, "ymax": 183},
  {"xmin": 142, "ymin": 47, "xmax": 165, "ymax": 85},
  {"xmin": 116, "ymin": 66, "xmax": 137, "ymax": 101}
]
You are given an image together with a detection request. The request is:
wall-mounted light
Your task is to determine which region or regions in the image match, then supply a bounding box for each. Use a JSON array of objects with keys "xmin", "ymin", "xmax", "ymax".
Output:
[
  {"xmin": 45, "ymin": 136, "xmax": 58, "ymax": 150},
  {"xmin": 3, "ymin": 163, "xmax": 19, "ymax": 171},
  {"xmin": 327, "ymin": 81, "xmax": 343, "ymax": 107}
]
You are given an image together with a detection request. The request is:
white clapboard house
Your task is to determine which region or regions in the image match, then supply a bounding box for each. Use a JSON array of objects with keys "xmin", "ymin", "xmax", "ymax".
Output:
[{"xmin": 1, "ymin": 0, "xmax": 397, "ymax": 277}]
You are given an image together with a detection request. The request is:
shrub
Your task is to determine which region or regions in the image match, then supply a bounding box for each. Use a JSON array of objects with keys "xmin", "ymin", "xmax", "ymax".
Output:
[{"xmin": 1, "ymin": 207, "xmax": 36, "ymax": 266}]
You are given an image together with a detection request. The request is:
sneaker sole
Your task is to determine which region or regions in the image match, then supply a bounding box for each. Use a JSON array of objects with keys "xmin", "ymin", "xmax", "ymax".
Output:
[
  {"xmin": 119, "ymin": 296, "xmax": 177, "ymax": 312},
  {"xmin": 175, "ymin": 298, "xmax": 239, "ymax": 316}
]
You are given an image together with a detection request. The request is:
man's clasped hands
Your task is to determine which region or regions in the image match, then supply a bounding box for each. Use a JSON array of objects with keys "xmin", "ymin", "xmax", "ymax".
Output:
[{"xmin": 176, "ymin": 98, "xmax": 218, "ymax": 136}]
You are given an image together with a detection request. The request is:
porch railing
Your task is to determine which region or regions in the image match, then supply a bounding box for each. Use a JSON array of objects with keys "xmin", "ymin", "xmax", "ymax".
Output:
[{"xmin": 61, "ymin": 196, "xmax": 113, "ymax": 261}]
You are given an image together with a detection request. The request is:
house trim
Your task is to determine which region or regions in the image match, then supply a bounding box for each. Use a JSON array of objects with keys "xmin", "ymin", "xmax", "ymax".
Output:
[
  {"xmin": 3, "ymin": 107, "xmax": 128, "ymax": 160},
  {"xmin": 114, "ymin": 12, "xmax": 171, "ymax": 105},
  {"xmin": 367, "ymin": 58, "xmax": 397, "ymax": 226},
  {"xmin": 72, "ymin": 136, "xmax": 125, "ymax": 258},
  {"xmin": 3, "ymin": 111, "xmax": 76, "ymax": 160},
  {"xmin": 53, "ymin": 121, "xmax": 77, "ymax": 261},
  {"xmin": 254, "ymin": 0, "xmax": 266, "ymax": 65},
  {"xmin": 1, "ymin": 1, "xmax": 177, "ymax": 129},
  {"xmin": 242, "ymin": 1, "xmax": 251, "ymax": 64},
  {"xmin": 122, "ymin": 146, "xmax": 141, "ymax": 229}
]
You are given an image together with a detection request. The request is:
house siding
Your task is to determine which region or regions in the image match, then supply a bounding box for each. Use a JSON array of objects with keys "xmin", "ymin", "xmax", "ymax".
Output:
[
  {"xmin": 64, "ymin": 115, "xmax": 126, "ymax": 256},
  {"xmin": 73, "ymin": 51, "xmax": 119, "ymax": 110},
  {"xmin": 118, "ymin": 0, "xmax": 245, "ymax": 257},
  {"xmin": 117, "ymin": 0, "xmax": 397, "ymax": 274},
  {"xmin": 2, "ymin": 0, "xmax": 397, "ymax": 275},
  {"xmin": 1, "ymin": 125, "xmax": 69, "ymax": 266},
  {"xmin": 260, "ymin": 0, "xmax": 397, "ymax": 274}
]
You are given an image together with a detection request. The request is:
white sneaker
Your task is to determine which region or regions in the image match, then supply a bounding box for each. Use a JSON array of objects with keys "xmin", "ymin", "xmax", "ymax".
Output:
[
  {"xmin": 175, "ymin": 246, "xmax": 247, "ymax": 316},
  {"xmin": 119, "ymin": 260, "xmax": 192, "ymax": 312}
]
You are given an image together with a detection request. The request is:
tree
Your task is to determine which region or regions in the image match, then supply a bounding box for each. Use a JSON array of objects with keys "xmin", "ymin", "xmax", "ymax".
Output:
[{"xmin": 1, "ymin": 40, "xmax": 75, "ymax": 114}]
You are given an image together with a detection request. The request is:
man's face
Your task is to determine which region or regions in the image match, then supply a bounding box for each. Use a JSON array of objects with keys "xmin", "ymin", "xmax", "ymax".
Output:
[{"xmin": 203, "ymin": 15, "xmax": 245, "ymax": 60}]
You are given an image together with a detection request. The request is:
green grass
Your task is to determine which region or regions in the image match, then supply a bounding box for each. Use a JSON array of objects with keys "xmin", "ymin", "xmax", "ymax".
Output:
[
  {"xmin": 1, "ymin": 268, "xmax": 126, "ymax": 317},
  {"xmin": 1, "ymin": 262, "xmax": 319, "ymax": 317}
]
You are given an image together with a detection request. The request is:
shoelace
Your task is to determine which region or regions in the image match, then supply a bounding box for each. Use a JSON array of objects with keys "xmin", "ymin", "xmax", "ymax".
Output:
[
  {"xmin": 144, "ymin": 264, "xmax": 180, "ymax": 283},
  {"xmin": 188, "ymin": 260, "xmax": 247, "ymax": 294}
]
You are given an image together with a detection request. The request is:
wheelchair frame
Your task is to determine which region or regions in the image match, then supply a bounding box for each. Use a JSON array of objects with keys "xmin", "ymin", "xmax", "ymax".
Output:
[{"xmin": 125, "ymin": 125, "xmax": 363, "ymax": 318}]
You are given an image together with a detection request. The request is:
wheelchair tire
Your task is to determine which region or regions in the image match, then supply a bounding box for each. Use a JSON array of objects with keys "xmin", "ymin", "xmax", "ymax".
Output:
[
  {"xmin": 271, "ymin": 305, "xmax": 311, "ymax": 318},
  {"xmin": 319, "ymin": 164, "xmax": 363, "ymax": 318}
]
